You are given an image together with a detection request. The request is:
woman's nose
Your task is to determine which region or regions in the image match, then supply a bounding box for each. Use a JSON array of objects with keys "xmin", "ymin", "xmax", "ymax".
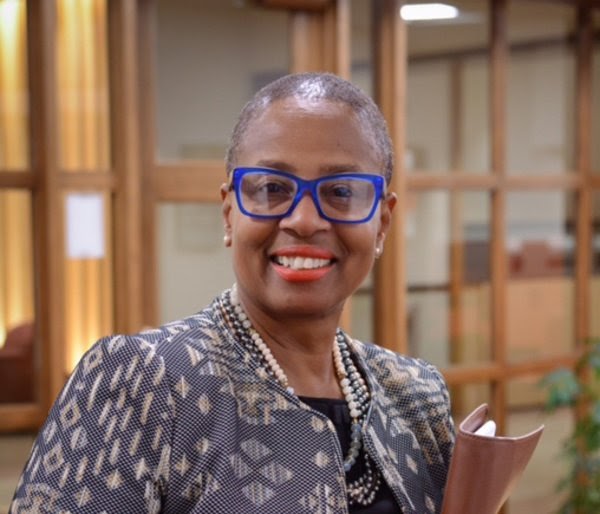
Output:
[{"xmin": 278, "ymin": 192, "xmax": 331, "ymax": 235}]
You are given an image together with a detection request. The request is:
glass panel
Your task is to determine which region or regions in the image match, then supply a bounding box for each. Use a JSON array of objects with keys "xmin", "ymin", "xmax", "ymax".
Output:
[
  {"xmin": 64, "ymin": 191, "xmax": 114, "ymax": 374},
  {"xmin": 351, "ymin": 272, "xmax": 373, "ymax": 343},
  {"xmin": 0, "ymin": 0, "xmax": 29, "ymax": 170},
  {"xmin": 461, "ymin": 55, "xmax": 490, "ymax": 173},
  {"xmin": 351, "ymin": 0, "xmax": 372, "ymax": 97},
  {"xmin": 507, "ymin": 2, "xmax": 576, "ymax": 174},
  {"xmin": 406, "ymin": 0, "xmax": 489, "ymax": 173},
  {"xmin": 450, "ymin": 382, "xmax": 491, "ymax": 422},
  {"xmin": 593, "ymin": 193, "xmax": 600, "ymax": 339},
  {"xmin": 0, "ymin": 190, "xmax": 36, "ymax": 403},
  {"xmin": 155, "ymin": 1, "xmax": 289, "ymax": 161},
  {"xmin": 157, "ymin": 203, "xmax": 235, "ymax": 324},
  {"xmin": 406, "ymin": 191, "xmax": 491, "ymax": 366},
  {"xmin": 507, "ymin": 376, "xmax": 570, "ymax": 513},
  {"xmin": 593, "ymin": 10, "xmax": 600, "ymax": 174},
  {"xmin": 56, "ymin": 0, "xmax": 110, "ymax": 171},
  {"xmin": 507, "ymin": 192, "xmax": 575, "ymax": 362}
]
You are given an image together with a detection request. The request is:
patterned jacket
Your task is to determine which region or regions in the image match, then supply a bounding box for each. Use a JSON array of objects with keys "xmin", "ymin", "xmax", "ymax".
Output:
[{"xmin": 10, "ymin": 290, "xmax": 455, "ymax": 514}]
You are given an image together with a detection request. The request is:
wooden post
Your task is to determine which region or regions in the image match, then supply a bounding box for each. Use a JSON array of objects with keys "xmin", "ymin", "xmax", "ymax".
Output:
[
  {"xmin": 109, "ymin": 0, "xmax": 144, "ymax": 333},
  {"xmin": 372, "ymin": 0, "xmax": 407, "ymax": 354}
]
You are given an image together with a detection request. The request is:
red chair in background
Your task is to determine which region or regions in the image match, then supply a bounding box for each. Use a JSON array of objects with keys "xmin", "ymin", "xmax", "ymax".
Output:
[{"xmin": 0, "ymin": 322, "xmax": 35, "ymax": 403}]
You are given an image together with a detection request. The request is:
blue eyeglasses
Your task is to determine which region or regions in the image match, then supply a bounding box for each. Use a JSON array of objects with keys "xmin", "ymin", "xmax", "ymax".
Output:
[{"xmin": 230, "ymin": 167, "xmax": 385, "ymax": 224}]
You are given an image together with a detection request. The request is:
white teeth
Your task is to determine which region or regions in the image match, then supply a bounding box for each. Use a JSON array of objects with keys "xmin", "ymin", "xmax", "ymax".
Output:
[{"xmin": 275, "ymin": 256, "xmax": 332, "ymax": 270}]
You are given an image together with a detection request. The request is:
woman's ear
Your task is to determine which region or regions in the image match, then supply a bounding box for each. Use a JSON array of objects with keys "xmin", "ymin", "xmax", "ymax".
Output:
[
  {"xmin": 376, "ymin": 191, "xmax": 397, "ymax": 250},
  {"xmin": 220, "ymin": 182, "xmax": 229, "ymax": 201},
  {"xmin": 221, "ymin": 183, "xmax": 233, "ymax": 246}
]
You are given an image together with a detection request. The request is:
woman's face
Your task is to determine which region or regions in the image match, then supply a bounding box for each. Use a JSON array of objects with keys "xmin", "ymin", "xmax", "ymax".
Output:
[{"xmin": 222, "ymin": 97, "xmax": 396, "ymax": 321}]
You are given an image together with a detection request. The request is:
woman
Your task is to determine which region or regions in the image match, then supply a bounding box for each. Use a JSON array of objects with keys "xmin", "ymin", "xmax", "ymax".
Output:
[{"xmin": 11, "ymin": 72, "xmax": 454, "ymax": 513}]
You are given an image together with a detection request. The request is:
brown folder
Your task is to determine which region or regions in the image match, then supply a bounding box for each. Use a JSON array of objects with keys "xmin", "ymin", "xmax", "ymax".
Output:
[{"xmin": 441, "ymin": 403, "xmax": 544, "ymax": 514}]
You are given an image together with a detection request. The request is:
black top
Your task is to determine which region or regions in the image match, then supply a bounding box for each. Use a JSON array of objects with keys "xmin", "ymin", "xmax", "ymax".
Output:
[{"xmin": 300, "ymin": 396, "xmax": 402, "ymax": 514}]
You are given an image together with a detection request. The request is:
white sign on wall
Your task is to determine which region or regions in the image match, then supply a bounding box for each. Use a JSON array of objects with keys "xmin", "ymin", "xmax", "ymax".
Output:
[{"xmin": 66, "ymin": 193, "xmax": 105, "ymax": 259}]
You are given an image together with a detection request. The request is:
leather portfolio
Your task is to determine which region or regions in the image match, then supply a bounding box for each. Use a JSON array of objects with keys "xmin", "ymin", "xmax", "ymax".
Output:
[{"xmin": 441, "ymin": 403, "xmax": 544, "ymax": 514}]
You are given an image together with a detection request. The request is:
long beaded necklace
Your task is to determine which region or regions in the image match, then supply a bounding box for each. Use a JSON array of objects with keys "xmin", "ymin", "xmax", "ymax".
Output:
[{"xmin": 221, "ymin": 285, "xmax": 382, "ymax": 506}]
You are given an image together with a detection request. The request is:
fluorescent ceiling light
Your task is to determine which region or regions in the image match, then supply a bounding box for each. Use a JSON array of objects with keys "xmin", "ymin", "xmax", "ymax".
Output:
[{"xmin": 400, "ymin": 3, "xmax": 459, "ymax": 21}]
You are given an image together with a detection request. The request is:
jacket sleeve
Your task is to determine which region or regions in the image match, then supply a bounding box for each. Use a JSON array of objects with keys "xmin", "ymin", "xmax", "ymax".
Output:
[{"xmin": 9, "ymin": 334, "xmax": 175, "ymax": 514}]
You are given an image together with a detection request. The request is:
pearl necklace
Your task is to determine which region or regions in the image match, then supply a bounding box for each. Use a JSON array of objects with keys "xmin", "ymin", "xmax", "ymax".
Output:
[{"xmin": 222, "ymin": 285, "xmax": 382, "ymax": 506}]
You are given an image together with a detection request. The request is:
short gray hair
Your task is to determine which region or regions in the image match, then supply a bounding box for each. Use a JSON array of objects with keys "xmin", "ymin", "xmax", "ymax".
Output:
[{"xmin": 225, "ymin": 72, "xmax": 393, "ymax": 184}]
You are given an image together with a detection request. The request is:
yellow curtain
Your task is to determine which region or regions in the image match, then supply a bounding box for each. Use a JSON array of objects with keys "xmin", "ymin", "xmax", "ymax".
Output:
[
  {"xmin": 57, "ymin": 0, "xmax": 110, "ymax": 171},
  {"xmin": 57, "ymin": 0, "xmax": 113, "ymax": 370},
  {"xmin": 0, "ymin": 192, "xmax": 34, "ymax": 346},
  {"xmin": 0, "ymin": 0, "xmax": 33, "ymax": 346},
  {"xmin": 0, "ymin": 0, "xmax": 28, "ymax": 169}
]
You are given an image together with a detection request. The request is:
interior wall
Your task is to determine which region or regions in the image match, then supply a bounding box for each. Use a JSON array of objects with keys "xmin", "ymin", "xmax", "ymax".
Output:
[
  {"xmin": 154, "ymin": 1, "xmax": 599, "ymax": 339},
  {"xmin": 404, "ymin": 37, "xmax": 589, "ymax": 367},
  {"xmin": 158, "ymin": 203, "xmax": 234, "ymax": 323},
  {"xmin": 155, "ymin": 0, "xmax": 288, "ymax": 161},
  {"xmin": 507, "ymin": 46, "xmax": 575, "ymax": 174},
  {"xmin": 155, "ymin": 0, "xmax": 288, "ymax": 323}
]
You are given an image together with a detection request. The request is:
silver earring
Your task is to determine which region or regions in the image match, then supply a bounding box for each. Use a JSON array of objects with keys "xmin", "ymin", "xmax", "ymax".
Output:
[
  {"xmin": 375, "ymin": 246, "xmax": 383, "ymax": 258},
  {"xmin": 224, "ymin": 234, "xmax": 232, "ymax": 247}
]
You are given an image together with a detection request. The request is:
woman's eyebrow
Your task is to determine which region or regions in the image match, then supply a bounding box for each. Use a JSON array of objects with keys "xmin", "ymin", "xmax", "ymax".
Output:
[
  {"xmin": 255, "ymin": 159, "xmax": 296, "ymax": 172},
  {"xmin": 254, "ymin": 160, "xmax": 363, "ymax": 175},
  {"xmin": 320, "ymin": 164, "xmax": 362, "ymax": 174}
]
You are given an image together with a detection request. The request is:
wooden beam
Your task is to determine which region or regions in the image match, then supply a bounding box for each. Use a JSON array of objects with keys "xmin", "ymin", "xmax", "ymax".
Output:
[
  {"xmin": 372, "ymin": 0, "xmax": 407, "ymax": 354},
  {"xmin": 57, "ymin": 171, "xmax": 116, "ymax": 190},
  {"xmin": 0, "ymin": 171, "xmax": 35, "ymax": 188},
  {"xmin": 153, "ymin": 161, "xmax": 226, "ymax": 203},
  {"xmin": 255, "ymin": 0, "xmax": 332, "ymax": 10},
  {"xmin": 109, "ymin": 0, "xmax": 144, "ymax": 333},
  {"xmin": 407, "ymin": 173, "xmax": 499, "ymax": 190},
  {"xmin": 323, "ymin": 0, "xmax": 351, "ymax": 328},
  {"xmin": 138, "ymin": 0, "xmax": 160, "ymax": 328},
  {"xmin": 289, "ymin": 10, "xmax": 325, "ymax": 72},
  {"xmin": 441, "ymin": 353, "xmax": 577, "ymax": 385},
  {"xmin": 27, "ymin": 0, "xmax": 66, "ymax": 407},
  {"xmin": 323, "ymin": 0, "xmax": 351, "ymax": 78},
  {"xmin": 448, "ymin": 60, "xmax": 465, "ymax": 413},
  {"xmin": 574, "ymin": 6, "xmax": 593, "ymax": 349},
  {"xmin": 289, "ymin": 0, "xmax": 349, "ymax": 75},
  {"xmin": 407, "ymin": 172, "xmax": 583, "ymax": 190},
  {"xmin": 0, "ymin": 404, "xmax": 43, "ymax": 433},
  {"xmin": 490, "ymin": 0, "xmax": 509, "ymax": 432},
  {"xmin": 503, "ymin": 174, "xmax": 582, "ymax": 189}
]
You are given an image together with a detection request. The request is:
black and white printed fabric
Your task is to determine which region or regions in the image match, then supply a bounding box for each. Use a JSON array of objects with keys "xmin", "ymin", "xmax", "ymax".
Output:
[{"xmin": 10, "ymin": 289, "xmax": 455, "ymax": 514}]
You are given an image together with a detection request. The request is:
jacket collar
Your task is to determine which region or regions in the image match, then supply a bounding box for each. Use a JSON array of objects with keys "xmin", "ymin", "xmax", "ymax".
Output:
[{"xmin": 349, "ymin": 338, "xmax": 442, "ymax": 514}]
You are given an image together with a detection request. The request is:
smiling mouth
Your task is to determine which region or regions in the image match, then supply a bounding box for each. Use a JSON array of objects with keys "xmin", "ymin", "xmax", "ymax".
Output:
[{"xmin": 273, "ymin": 255, "xmax": 334, "ymax": 270}]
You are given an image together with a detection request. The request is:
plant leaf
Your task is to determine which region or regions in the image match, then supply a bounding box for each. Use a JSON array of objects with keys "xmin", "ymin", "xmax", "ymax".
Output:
[{"xmin": 540, "ymin": 368, "xmax": 580, "ymax": 409}]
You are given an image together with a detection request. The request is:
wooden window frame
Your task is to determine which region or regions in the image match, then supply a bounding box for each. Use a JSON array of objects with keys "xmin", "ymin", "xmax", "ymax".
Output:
[
  {"xmin": 0, "ymin": 0, "xmax": 144, "ymax": 432},
  {"xmin": 1, "ymin": 0, "xmax": 598, "ymax": 436}
]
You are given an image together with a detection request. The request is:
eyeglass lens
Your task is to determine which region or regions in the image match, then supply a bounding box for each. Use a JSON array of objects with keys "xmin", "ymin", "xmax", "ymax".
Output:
[{"xmin": 238, "ymin": 172, "xmax": 377, "ymax": 222}]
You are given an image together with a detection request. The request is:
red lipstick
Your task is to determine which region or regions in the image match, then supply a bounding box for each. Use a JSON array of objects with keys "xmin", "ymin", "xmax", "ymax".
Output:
[{"xmin": 271, "ymin": 246, "xmax": 335, "ymax": 283}]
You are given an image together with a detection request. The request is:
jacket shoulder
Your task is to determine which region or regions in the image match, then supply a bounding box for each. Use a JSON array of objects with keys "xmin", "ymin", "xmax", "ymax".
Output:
[{"xmin": 353, "ymin": 339, "xmax": 446, "ymax": 390}]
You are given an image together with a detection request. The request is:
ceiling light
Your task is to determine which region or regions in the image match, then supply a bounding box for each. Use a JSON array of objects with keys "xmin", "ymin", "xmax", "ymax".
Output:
[{"xmin": 400, "ymin": 3, "xmax": 459, "ymax": 22}]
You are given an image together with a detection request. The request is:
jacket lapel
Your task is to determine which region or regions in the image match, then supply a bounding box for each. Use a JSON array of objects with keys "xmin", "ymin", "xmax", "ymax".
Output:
[{"xmin": 353, "ymin": 345, "xmax": 442, "ymax": 514}]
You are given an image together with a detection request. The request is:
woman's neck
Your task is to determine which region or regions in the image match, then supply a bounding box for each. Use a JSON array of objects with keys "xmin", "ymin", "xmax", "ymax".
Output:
[{"xmin": 235, "ymin": 289, "xmax": 345, "ymax": 399}]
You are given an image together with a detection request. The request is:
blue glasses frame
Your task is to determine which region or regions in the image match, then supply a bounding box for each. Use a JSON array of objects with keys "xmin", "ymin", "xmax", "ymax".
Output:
[{"xmin": 230, "ymin": 167, "xmax": 385, "ymax": 224}]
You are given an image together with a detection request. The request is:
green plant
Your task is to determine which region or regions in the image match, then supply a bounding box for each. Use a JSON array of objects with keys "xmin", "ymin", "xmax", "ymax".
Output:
[{"xmin": 541, "ymin": 339, "xmax": 600, "ymax": 514}]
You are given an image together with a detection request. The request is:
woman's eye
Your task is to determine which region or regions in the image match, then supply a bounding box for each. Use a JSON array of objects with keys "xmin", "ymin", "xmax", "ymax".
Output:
[
  {"xmin": 263, "ymin": 182, "xmax": 288, "ymax": 194},
  {"xmin": 255, "ymin": 181, "xmax": 293, "ymax": 200},
  {"xmin": 323, "ymin": 183, "xmax": 354, "ymax": 199},
  {"xmin": 331, "ymin": 185, "xmax": 353, "ymax": 198}
]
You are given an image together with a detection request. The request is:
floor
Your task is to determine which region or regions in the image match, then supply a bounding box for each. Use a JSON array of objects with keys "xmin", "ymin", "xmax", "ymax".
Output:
[
  {"xmin": 0, "ymin": 433, "xmax": 35, "ymax": 513},
  {"xmin": 0, "ymin": 409, "xmax": 569, "ymax": 513}
]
